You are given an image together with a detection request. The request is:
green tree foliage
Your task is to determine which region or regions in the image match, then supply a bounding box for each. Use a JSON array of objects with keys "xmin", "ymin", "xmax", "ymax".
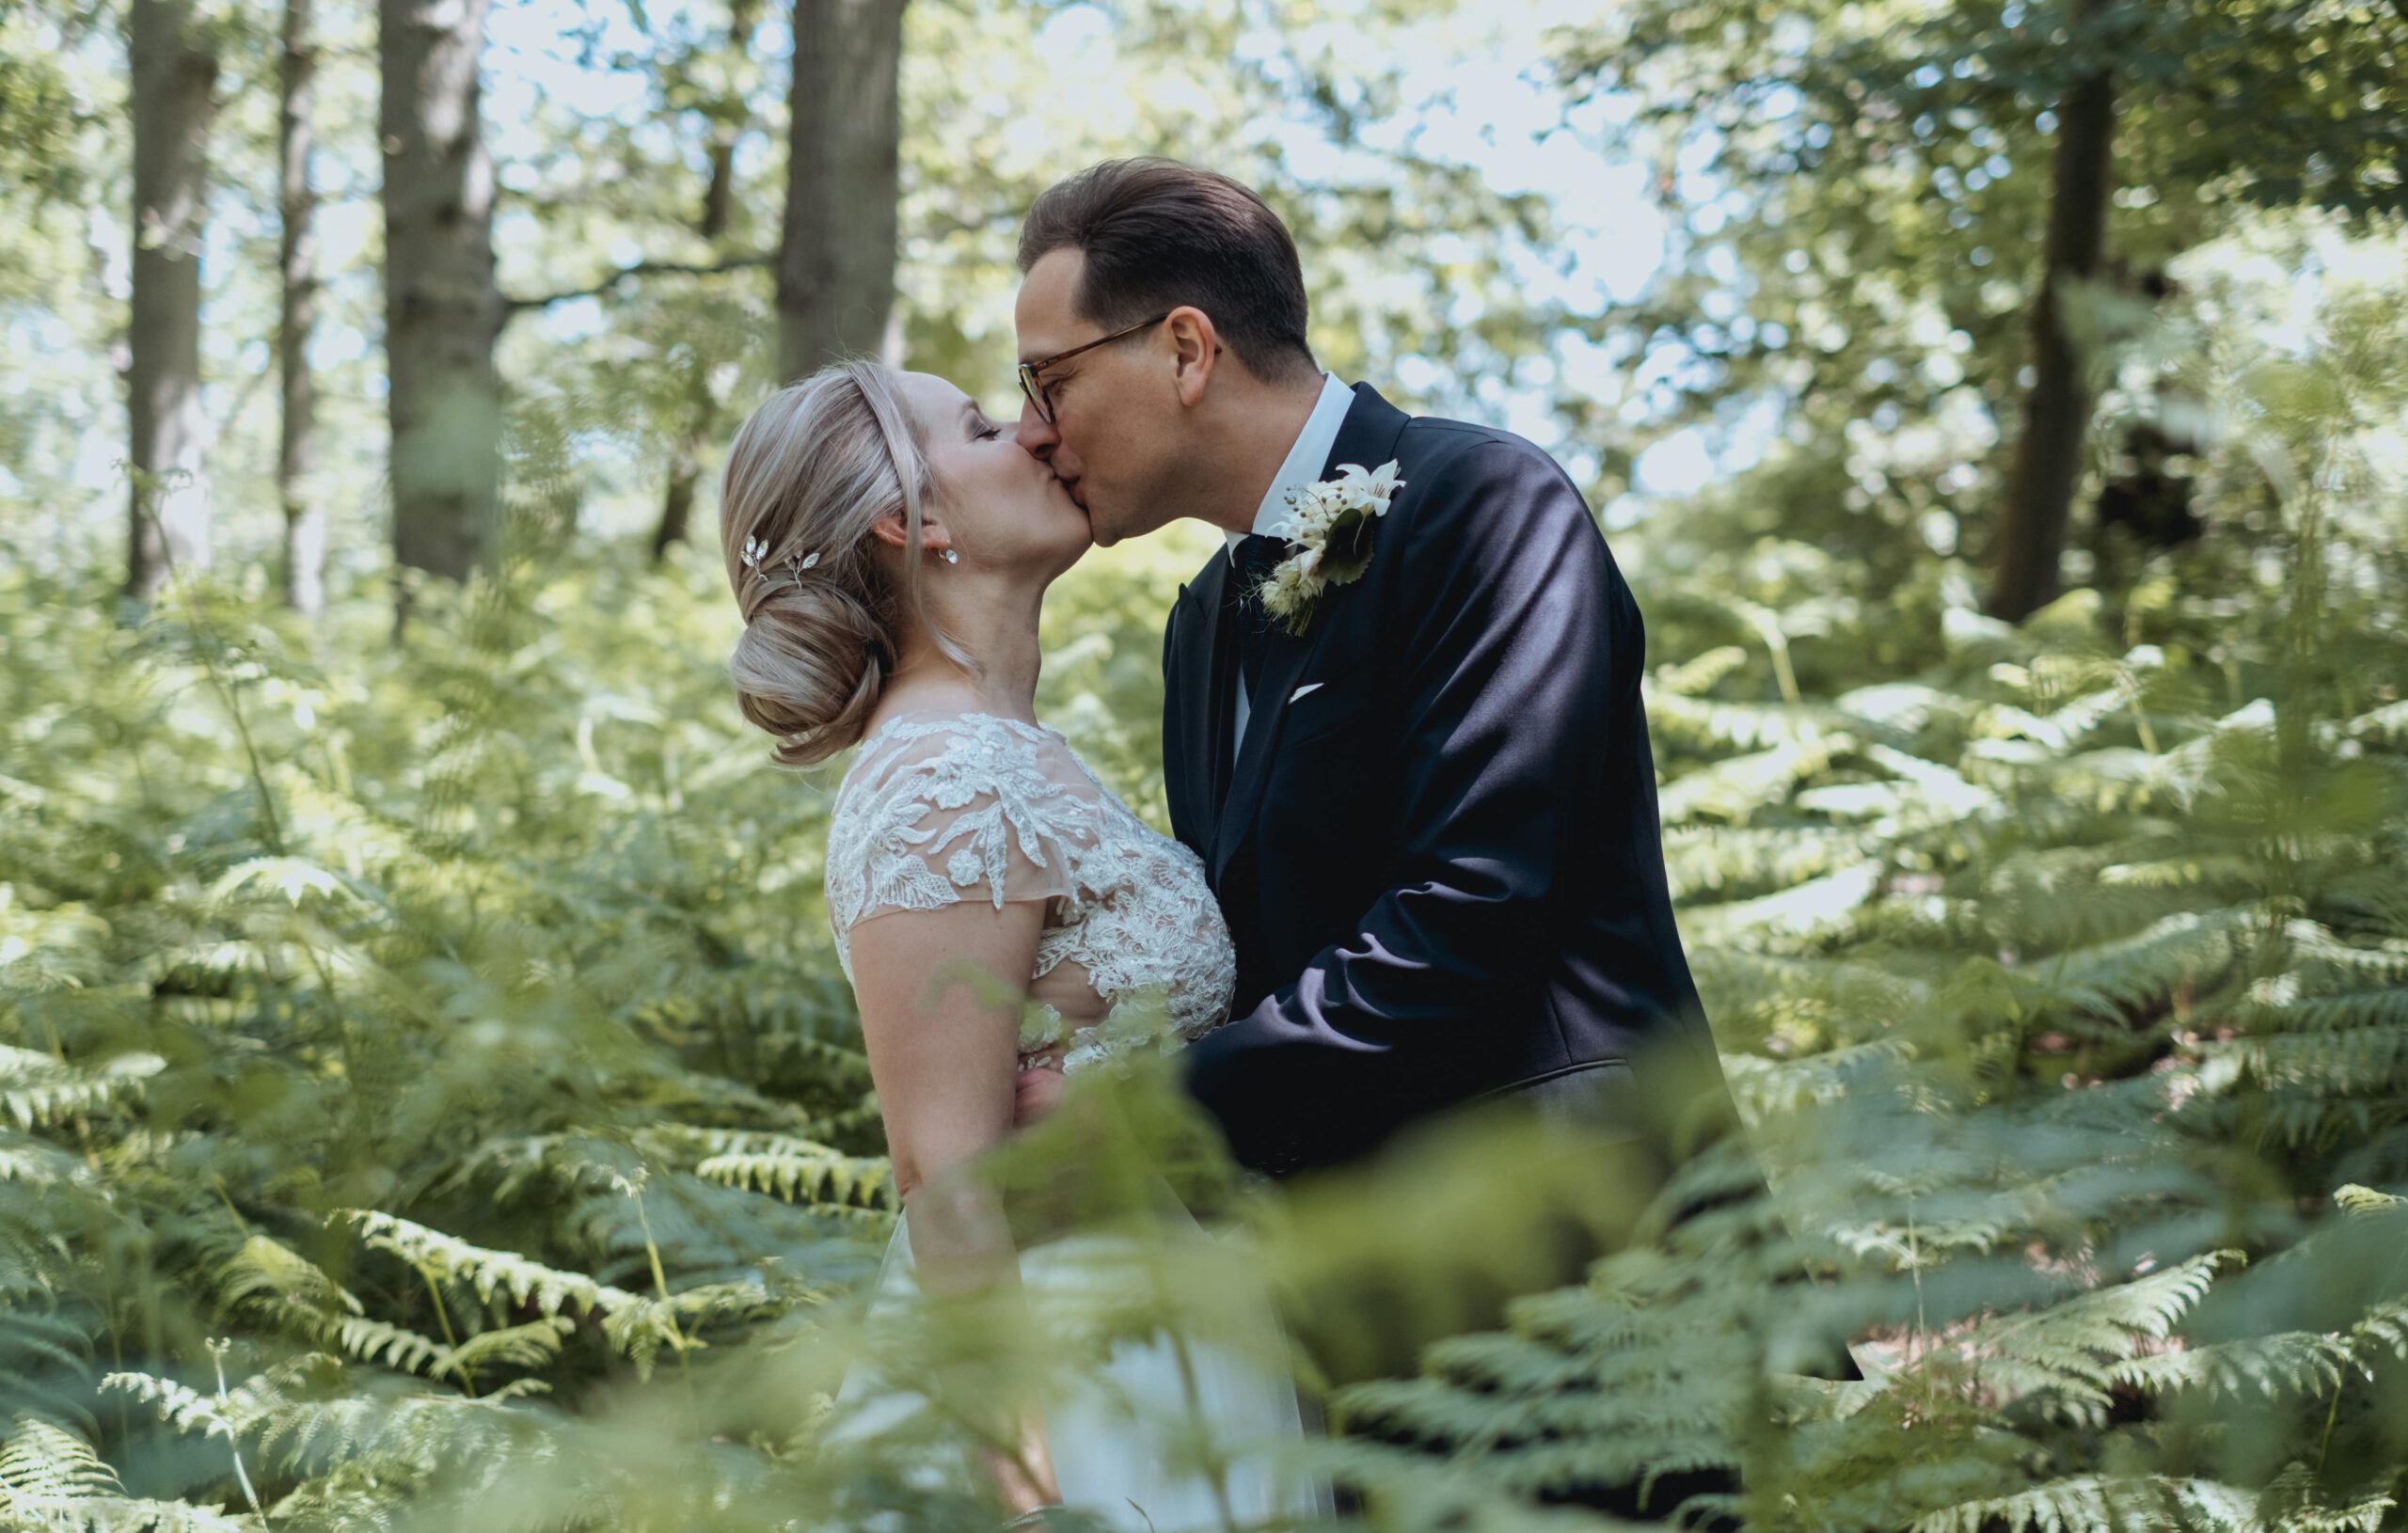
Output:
[{"xmin": 1545, "ymin": 0, "xmax": 2408, "ymax": 586}]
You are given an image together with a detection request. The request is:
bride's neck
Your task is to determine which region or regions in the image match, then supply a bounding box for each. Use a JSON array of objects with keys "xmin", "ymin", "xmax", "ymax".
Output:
[{"xmin": 881, "ymin": 578, "xmax": 1045, "ymax": 721}]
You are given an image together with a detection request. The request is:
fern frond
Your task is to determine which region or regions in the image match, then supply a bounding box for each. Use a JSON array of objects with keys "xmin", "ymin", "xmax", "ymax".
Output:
[
  {"xmin": 0, "ymin": 890, "xmax": 115, "ymax": 987},
  {"xmin": 694, "ymin": 1140, "xmax": 895, "ymax": 1209},
  {"xmin": 437, "ymin": 1130, "xmax": 640, "ymax": 1202},
  {"xmin": 2040, "ymin": 907, "xmax": 2250, "ymax": 1023},
  {"xmin": 2110, "ymin": 1329, "xmax": 2353, "ymax": 1400},
  {"xmin": 1653, "ymin": 645, "xmax": 1751, "ymax": 698},
  {"xmin": 333, "ymin": 1210, "xmax": 641, "ymax": 1320},
  {"xmin": 1657, "ymin": 735, "xmax": 1856, "ymax": 825},
  {"xmin": 1951, "ymin": 1252, "xmax": 2238, "ymax": 1420},
  {"xmin": 318, "ymin": 1314, "xmax": 449, "ymax": 1378},
  {"xmin": 0, "ymin": 1134, "xmax": 85, "ymax": 1185},
  {"xmin": 1910, "ymin": 1475, "xmax": 2257, "ymax": 1533},
  {"xmin": 0, "ymin": 1047, "xmax": 161, "ymax": 1130},
  {"xmin": 2346, "ymin": 1296, "xmax": 2408, "ymax": 1363},
  {"xmin": 2283, "ymin": 925, "xmax": 2408, "ymax": 988},
  {"xmin": 0, "ymin": 1414, "xmax": 123, "ymax": 1503},
  {"xmin": 1682, "ymin": 861, "xmax": 1887, "ymax": 947},
  {"xmin": 2212, "ymin": 1025, "xmax": 2408, "ymax": 1092},
  {"xmin": 1650, "ymin": 690, "xmax": 1855, "ymax": 753},
  {"xmin": 1663, "ymin": 824, "xmax": 1878, "ymax": 901},
  {"xmin": 1722, "ymin": 1037, "xmax": 1918, "ymax": 1121},
  {"xmin": 214, "ymin": 1236, "xmax": 362, "ymax": 1320},
  {"xmin": 2242, "ymin": 986, "xmax": 2408, "ymax": 1035},
  {"xmin": 442, "ymin": 1317, "xmax": 575, "ymax": 1378},
  {"xmin": 100, "ymin": 1372, "xmax": 234, "ymax": 1442},
  {"xmin": 2332, "ymin": 1184, "xmax": 2407, "ymax": 1215},
  {"xmin": 205, "ymin": 857, "xmax": 378, "ymax": 912}
]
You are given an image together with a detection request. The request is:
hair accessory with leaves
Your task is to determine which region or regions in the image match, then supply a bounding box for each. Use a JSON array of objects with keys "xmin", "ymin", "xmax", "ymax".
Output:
[{"xmin": 740, "ymin": 535, "xmax": 820, "ymax": 580}]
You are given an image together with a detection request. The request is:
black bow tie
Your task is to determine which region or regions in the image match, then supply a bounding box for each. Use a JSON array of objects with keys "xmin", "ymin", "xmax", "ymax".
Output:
[
  {"xmin": 1228, "ymin": 534, "xmax": 1286, "ymax": 700},
  {"xmin": 1233, "ymin": 531, "xmax": 1286, "ymax": 588}
]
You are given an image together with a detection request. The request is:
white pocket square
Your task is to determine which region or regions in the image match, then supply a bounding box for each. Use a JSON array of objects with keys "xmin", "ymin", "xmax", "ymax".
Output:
[{"xmin": 1289, "ymin": 682, "xmax": 1325, "ymax": 703}]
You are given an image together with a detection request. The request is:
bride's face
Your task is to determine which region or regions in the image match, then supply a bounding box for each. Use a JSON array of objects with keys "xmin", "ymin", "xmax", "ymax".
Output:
[{"xmin": 893, "ymin": 371, "xmax": 1091, "ymax": 578}]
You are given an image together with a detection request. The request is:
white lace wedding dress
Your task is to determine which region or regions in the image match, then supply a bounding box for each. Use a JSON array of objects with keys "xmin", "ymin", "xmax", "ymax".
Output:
[{"xmin": 818, "ymin": 709, "xmax": 1330, "ymax": 1530}]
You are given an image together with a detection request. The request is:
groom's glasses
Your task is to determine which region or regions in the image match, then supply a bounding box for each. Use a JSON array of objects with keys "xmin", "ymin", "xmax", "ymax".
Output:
[{"xmin": 1016, "ymin": 311, "xmax": 1172, "ymax": 424}]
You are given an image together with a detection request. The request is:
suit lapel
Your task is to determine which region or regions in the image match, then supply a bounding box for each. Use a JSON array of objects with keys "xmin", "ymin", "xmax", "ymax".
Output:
[
  {"xmin": 1212, "ymin": 607, "xmax": 1331, "ymax": 884},
  {"xmin": 1209, "ymin": 384, "xmax": 1414, "ymax": 885},
  {"xmin": 1164, "ymin": 554, "xmax": 1228, "ymax": 860}
]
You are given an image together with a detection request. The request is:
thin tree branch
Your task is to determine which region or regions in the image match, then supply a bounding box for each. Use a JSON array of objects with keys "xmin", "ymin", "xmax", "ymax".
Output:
[{"xmin": 500, "ymin": 251, "xmax": 775, "ymax": 318}]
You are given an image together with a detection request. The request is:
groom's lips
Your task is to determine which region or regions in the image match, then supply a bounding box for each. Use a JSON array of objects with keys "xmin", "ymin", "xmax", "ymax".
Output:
[{"xmin": 1061, "ymin": 477, "xmax": 1087, "ymax": 510}]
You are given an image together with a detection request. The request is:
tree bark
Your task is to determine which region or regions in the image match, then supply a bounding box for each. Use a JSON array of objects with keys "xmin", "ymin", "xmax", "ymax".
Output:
[
  {"xmin": 279, "ymin": 0, "xmax": 325, "ymax": 614},
  {"xmin": 379, "ymin": 0, "xmax": 501, "ymax": 608},
  {"xmin": 1988, "ymin": 0, "xmax": 2117, "ymax": 624},
  {"xmin": 125, "ymin": 0, "xmax": 218, "ymax": 606},
  {"xmin": 654, "ymin": 0, "xmax": 764, "ymax": 561},
  {"xmin": 777, "ymin": 0, "xmax": 907, "ymax": 385}
]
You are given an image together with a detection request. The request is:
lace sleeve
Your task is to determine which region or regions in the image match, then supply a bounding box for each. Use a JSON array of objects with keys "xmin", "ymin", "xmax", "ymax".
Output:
[{"xmin": 824, "ymin": 716, "xmax": 1106, "ymax": 977}]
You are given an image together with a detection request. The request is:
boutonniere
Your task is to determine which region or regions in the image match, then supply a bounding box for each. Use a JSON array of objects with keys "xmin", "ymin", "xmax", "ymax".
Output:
[{"xmin": 1252, "ymin": 459, "xmax": 1406, "ymax": 636}]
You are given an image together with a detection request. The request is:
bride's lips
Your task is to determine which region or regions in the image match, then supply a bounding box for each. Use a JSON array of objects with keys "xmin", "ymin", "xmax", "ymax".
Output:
[{"xmin": 1059, "ymin": 476, "xmax": 1086, "ymax": 511}]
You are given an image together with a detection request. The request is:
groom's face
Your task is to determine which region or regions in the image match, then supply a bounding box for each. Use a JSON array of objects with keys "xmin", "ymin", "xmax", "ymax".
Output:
[{"xmin": 1013, "ymin": 249, "xmax": 1185, "ymax": 548}]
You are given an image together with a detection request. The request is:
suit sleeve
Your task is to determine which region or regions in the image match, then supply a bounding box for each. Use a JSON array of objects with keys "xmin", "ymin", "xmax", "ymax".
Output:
[{"xmin": 1180, "ymin": 441, "xmax": 1636, "ymax": 1173}]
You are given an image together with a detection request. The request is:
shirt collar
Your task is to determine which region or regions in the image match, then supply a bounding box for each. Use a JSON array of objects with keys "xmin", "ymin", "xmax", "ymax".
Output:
[{"xmin": 1227, "ymin": 371, "xmax": 1356, "ymax": 560}]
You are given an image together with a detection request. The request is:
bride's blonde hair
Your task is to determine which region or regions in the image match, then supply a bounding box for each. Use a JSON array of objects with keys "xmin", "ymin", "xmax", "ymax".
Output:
[{"xmin": 720, "ymin": 360, "xmax": 964, "ymax": 766}]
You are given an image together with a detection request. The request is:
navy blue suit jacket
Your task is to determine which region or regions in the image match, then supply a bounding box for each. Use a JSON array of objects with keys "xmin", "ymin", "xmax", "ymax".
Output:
[{"xmin": 1166, "ymin": 383, "xmax": 1736, "ymax": 1177}]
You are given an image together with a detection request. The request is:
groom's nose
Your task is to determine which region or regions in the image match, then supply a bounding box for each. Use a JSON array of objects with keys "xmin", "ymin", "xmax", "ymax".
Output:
[{"xmin": 1017, "ymin": 395, "xmax": 1059, "ymax": 460}]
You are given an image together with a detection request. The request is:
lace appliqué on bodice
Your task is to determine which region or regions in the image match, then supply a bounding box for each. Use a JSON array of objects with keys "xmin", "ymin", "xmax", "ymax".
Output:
[{"xmin": 824, "ymin": 713, "xmax": 1237, "ymax": 1073}]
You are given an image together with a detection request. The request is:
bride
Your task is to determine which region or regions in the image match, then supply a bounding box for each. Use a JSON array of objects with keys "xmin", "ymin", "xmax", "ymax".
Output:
[{"xmin": 717, "ymin": 358, "xmax": 1330, "ymax": 1529}]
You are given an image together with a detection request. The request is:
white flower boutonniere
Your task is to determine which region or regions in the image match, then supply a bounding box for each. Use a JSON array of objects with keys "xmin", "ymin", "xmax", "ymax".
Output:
[{"xmin": 1253, "ymin": 459, "xmax": 1405, "ymax": 636}]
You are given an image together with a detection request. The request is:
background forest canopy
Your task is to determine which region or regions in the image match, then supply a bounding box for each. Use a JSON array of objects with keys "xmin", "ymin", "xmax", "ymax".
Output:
[{"xmin": 6, "ymin": 0, "xmax": 2408, "ymax": 1529}]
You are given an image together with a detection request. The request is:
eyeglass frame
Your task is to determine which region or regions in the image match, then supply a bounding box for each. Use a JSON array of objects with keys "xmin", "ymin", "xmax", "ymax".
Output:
[{"xmin": 1016, "ymin": 310, "xmax": 1174, "ymax": 424}]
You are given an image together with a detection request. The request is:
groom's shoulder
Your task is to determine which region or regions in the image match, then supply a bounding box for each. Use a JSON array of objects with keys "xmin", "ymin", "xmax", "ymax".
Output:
[
  {"xmin": 1395, "ymin": 411, "xmax": 1583, "ymax": 501},
  {"xmin": 1388, "ymin": 411, "xmax": 1595, "ymax": 544},
  {"xmin": 1376, "ymin": 409, "xmax": 1615, "ymax": 590}
]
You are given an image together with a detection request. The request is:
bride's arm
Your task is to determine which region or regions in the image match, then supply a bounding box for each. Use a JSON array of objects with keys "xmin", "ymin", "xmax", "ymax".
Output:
[{"xmin": 848, "ymin": 896, "xmax": 1063, "ymax": 1515}]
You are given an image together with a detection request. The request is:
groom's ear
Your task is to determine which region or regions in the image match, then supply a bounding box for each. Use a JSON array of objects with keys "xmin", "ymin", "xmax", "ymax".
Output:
[{"xmin": 1167, "ymin": 305, "xmax": 1219, "ymax": 409}]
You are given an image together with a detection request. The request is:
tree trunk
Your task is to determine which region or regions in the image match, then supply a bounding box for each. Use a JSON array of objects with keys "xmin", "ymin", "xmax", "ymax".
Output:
[
  {"xmin": 653, "ymin": 0, "xmax": 762, "ymax": 561},
  {"xmin": 1988, "ymin": 0, "xmax": 2117, "ymax": 624},
  {"xmin": 777, "ymin": 0, "xmax": 906, "ymax": 384},
  {"xmin": 279, "ymin": 0, "xmax": 325, "ymax": 614},
  {"xmin": 379, "ymin": 0, "xmax": 501, "ymax": 611},
  {"xmin": 125, "ymin": 0, "xmax": 218, "ymax": 606}
]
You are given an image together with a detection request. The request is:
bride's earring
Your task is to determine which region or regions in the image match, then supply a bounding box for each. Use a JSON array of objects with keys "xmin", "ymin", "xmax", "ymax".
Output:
[{"xmin": 941, "ymin": 547, "xmax": 959, "ymax": 565}]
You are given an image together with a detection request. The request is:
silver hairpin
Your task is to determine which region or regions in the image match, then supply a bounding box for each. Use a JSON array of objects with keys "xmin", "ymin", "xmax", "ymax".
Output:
[{"xmin": 740, "ymin": 536, "xmax": 822, "ymax": 578}]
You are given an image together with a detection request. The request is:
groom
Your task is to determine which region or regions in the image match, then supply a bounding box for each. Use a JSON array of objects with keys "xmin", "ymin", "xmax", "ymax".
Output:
[{"xmin": 1013, "ymin": 157, "xmax": 1742, "ymax": 1177}]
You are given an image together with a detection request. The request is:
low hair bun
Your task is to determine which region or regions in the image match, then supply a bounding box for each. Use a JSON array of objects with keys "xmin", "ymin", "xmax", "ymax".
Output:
[
  {"xmin": 729, "ymin": 577, "xmax": 895, "ymax": 767},
  {"xmin": 718, "ymin": 360, "xmax": 941, "ymax": 767}
]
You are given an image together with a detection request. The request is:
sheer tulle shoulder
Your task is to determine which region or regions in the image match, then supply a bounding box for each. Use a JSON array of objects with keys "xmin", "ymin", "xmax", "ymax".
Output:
[{"xmin": 824, "ymin": 713, "xmax": 1109, "ymax": 979}]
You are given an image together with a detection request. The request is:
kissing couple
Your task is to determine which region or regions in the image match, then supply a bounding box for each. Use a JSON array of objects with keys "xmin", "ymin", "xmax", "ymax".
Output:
[{"xmin": 719, "ymin": 157, "xmax": 1751, "ymax": 1527}]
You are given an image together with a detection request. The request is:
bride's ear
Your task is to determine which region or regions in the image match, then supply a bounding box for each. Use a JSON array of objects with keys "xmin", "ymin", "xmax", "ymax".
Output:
[{"xmin": 869, "ymin": 508, "xmax": 954, "ymax": 562}]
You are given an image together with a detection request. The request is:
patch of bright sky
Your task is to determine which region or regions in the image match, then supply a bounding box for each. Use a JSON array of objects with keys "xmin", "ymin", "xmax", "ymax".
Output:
[
  {"xmin": 1234, "ymin": 0, "xmax": 1691, "ymax": 493},
  {"xmin": 1358, "ymin": 7, "xmax": 1745, "ymax": 505}
]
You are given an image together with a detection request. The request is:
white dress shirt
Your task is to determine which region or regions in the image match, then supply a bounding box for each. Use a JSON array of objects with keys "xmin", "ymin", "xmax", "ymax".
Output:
[{"xmin": 1227, "ymin": 371, "xmax": 1355, "ymax": 766}]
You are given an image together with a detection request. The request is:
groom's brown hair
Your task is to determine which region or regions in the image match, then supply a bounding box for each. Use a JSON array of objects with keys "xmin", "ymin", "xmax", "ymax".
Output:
[{"xmin": 1019, "ymin": 159, "xmax": 1318, "ymax": 386}]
